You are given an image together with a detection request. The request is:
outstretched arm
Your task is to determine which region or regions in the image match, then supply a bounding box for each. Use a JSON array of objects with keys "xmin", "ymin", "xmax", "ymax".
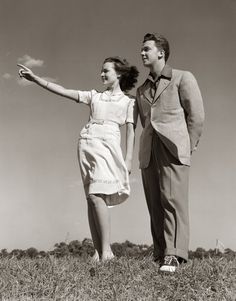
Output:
[
  {"xmin": 125, "ymin": 122, "xmax": 135, "ymax": 174},
  {"xmin": 17, "ymin": 64, "xmax": 79, "ymax": 102}
]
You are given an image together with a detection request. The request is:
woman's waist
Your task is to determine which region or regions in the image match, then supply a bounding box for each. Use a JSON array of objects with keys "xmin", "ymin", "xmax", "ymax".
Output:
[
  {"xmin": 86, "ymin": 118, "xmax": 120, "ymax": 128},
  {"xmin": 80, "ymin": 119, "xmax": 121, "ymax": 139}
]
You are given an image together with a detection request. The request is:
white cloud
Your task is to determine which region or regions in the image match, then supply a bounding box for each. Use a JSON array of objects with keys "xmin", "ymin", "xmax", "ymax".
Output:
[
  {"xmin": 16, "ymin": 56, "xmax": 57, "ymax": 87},
  {"xmin": 3, "ymin": 73, "xmax": 12, "ymax": 79},
  {"xmin": 18, "ymin": 54, "xmax": 44, "ymax": 68}
]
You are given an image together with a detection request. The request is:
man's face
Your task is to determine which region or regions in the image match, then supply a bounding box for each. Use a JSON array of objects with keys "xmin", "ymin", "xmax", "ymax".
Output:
[{"xmin": 141, "ymin": 40, "xmax": 162, "ymax": 67}]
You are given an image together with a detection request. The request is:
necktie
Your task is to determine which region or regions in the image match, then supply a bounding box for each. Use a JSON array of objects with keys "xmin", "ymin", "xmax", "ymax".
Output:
[{"xmin": 150, "ymin": 80, "xmax": 159, "ymax": 100}]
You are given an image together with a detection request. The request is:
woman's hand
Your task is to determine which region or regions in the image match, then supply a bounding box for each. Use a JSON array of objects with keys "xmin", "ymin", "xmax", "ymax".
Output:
[
  {"xmin": 125, "ymin": 158, "xmax": 132, "ymax": 175},
  {"xmin": 125, "ymin": 122, "xmax": 135, "ymax": 175},
  {"xmin": 17, "ymin": 64, "xmax": 35, "ymax": 81}
]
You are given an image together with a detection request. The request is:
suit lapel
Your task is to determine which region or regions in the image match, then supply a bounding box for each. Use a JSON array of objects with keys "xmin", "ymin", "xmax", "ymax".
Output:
[
  {"xmin": 143, "ymin": 85, "xmax": 153, "ymax": 104},
  {"xmin": 153, "ymin": 78, "xmax": 171, "ymax": 104}
]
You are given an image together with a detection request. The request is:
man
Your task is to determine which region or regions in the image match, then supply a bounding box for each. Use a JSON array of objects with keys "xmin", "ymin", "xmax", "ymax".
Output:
[{"xmin": 135, "ymin": 33, "xmax": 204, "ymax": 272}]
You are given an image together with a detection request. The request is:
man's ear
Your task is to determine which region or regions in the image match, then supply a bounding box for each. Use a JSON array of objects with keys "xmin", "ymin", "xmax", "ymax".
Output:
[{"xmin": 158, "ymin": 50, "xmax": 165, "ymax": 59}]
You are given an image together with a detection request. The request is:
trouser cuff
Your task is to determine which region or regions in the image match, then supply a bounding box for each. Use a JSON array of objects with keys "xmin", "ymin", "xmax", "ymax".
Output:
[{"xmin": 165, "ymin": 248, "xmax": 188, "ymax": 262}]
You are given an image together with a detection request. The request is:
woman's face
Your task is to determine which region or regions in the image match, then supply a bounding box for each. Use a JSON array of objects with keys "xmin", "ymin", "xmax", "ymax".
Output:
[{"xmin": 101, "ymin": 62, "xmax": 120, "ymax": 88}]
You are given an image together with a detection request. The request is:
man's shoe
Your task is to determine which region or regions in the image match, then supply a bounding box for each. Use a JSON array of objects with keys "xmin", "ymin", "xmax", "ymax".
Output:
[{"xmin": 159, "ymin": 255, "xmax": 179, "ymax": 273}]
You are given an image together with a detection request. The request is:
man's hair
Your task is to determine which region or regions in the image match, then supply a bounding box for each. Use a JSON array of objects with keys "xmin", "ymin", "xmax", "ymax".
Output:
[{"xmin": 143, "ymin": 33, "xmax": 170, "ymax": 62}]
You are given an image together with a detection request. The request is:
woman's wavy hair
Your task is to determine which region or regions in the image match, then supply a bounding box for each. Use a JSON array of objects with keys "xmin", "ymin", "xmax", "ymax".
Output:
[{"xmin": 103, "ymin": 57, "xmax": 139, "ymax": 92}]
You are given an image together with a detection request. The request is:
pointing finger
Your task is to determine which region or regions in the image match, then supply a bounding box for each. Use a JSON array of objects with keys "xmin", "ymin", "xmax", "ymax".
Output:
[{"xmin": 17, "ymin": 63, "xmax": 30, "ymax": 71}]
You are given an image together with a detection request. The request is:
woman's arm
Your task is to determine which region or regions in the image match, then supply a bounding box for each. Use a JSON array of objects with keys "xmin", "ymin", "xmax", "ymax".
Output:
[
  {"xmin": 17, "ymin": 64, "xmax": 79, "ymax": 101},
  {"xmin": 125, "ymin": 122, "xmax": 135, "ymax": 174}
]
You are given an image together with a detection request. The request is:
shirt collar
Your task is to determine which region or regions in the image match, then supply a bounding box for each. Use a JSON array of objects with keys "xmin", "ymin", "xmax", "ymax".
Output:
[{"xmin": 147, "ymin": 64, "xmax": 172, "ymax": 83}]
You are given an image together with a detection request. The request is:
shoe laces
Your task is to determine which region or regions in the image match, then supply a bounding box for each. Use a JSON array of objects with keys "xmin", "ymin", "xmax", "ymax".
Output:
[{"xmin": 163, "ymin": 255, "xmax": 179, "ymax": 265}]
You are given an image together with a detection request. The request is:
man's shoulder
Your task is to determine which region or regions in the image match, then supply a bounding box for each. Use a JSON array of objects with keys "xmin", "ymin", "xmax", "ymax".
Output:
[
  {"xmin": 171, "ymin": 68, "xmax": 198, "ymax": 85},
  {"xmin": 172, "ymin": 68, "xmax": 194, "ymax": 78}
]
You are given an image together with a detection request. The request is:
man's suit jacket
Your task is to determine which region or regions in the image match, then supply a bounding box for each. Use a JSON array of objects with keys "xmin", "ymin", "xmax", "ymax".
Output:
[{"xmin": 135, "ymin": 65, "xmax": 205, "ymax": 168}]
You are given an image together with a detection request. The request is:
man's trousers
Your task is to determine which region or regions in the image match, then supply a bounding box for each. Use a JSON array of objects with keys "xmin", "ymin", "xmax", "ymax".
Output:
[{"xmin": 141, "ymin": 133, "xmax": 190, "ymax": 261}]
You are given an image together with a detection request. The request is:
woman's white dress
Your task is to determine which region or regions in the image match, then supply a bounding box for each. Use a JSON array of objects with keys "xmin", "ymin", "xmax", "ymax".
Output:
[{"xmin": 77, "ymin": 90, "xmax": 135, "ymax": 207}]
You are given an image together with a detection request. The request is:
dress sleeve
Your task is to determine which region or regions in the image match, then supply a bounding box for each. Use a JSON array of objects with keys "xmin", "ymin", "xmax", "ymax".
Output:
[
  {"xmin": 77, "ymin": 89, "xmax": 97, "ymax": 105},
  {"xmin": 126, "ymin": 97, "xmax": 136, "ymax": 124}
]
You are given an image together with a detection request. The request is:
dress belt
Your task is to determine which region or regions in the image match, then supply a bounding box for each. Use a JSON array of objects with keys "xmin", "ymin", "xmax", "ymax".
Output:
[{"xmin": 87, "ymin": 119, "xmax": 120, "ymax": 127}]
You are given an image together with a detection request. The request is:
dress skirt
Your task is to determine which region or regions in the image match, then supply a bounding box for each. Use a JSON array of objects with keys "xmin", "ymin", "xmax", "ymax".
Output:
[{"xmin": 78, "ymin": 120, "xmax": 130, "ymax": 206}]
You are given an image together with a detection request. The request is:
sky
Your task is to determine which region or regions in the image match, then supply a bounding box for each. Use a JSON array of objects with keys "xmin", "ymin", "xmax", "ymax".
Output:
[{"xmin": 0, "ymin": 0, "xmax": 236, "ymax": 252}]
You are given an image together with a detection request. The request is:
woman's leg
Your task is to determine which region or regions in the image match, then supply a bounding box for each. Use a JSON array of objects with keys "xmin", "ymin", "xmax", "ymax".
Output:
[
  {"xmin": 88, "ymin": 194, "xmax": 114, "ymax": 260},
  {"xmin": 87, "ymin": 199, "xmax": 102, "ymax": 261}
]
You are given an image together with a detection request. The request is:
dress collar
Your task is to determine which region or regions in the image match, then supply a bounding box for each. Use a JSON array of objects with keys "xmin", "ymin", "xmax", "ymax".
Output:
[{"xmin": 104, "ymin": 90, "xmax": 124, "ymax": 96}]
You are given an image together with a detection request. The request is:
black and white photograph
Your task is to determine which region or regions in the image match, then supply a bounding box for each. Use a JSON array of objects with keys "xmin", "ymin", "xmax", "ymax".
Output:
[{"xmin": 0, "ymin": 0, "xmax": 235, "ymax": 299}]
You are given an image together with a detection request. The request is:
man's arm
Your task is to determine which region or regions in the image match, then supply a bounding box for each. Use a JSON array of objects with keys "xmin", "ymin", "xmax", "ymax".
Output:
[{"xmin": 179, "ymin": 71, "xmax": 205, "ymax": 152}]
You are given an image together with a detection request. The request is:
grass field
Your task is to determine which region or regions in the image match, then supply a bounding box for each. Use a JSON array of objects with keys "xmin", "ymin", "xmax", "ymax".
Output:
[{"xmin": 0, "ymin": 254, "xmax": 235, "ymax": 300}]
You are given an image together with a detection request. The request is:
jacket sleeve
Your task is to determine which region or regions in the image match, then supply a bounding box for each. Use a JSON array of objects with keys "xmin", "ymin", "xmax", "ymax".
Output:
[
  {"xmin": 179, "ymin": 71, "xmax": 205, "ymax": 152},
  {"xmin": 133, "ymin": 89, "xmax": 140, "ymax": 129}
]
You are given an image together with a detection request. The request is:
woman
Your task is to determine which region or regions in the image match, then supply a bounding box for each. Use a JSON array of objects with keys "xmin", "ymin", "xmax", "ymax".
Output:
[{"xmin": 18, "ymin": 57, "xmax": 138, "ymax": 261}]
